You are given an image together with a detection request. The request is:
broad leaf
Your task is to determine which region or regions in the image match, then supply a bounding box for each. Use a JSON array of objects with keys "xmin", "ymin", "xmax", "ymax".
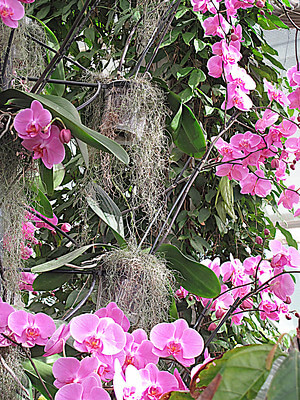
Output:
[
  {"xmin": 39, "ymin": 160, "xmax": 54, "ymax": 196},
  {"xmin": 86, "ymin": 183, "xmax": 125, "ymax": 241},
  {"xmin": 31, "ymin": 244, "xmax": 95, "ymax": 273},
  {"xmin": 191, "ymin": 344, "xmax": 282, "ymax": 400},
  {"xmin": 1, "ymin": 89, "xmax": 129, "ymax": 165},
  {"xmin": 23, "ymin": 358, "xmax": 57, "ymax": 400},
  {"xmin": 30, "ymin": 184, "xmax": 53, "ymax": 219},
  {"xmin": 157, "ymin": 244, "xmax": 220, "ymax": 298},
  {"xmin": 167, "ymin": 91, "xmax": 206, "ymax": 158},
  {"xmin": 266, "ymin": 350, "xmax": 299, "ymax": 400},
  {"xmin": 33, "ymin": 272, "xmax": 71, "ymax": 291},
  {"xmin": 275, "ymin": 222, "xmax": 298, "ymax": 249}
]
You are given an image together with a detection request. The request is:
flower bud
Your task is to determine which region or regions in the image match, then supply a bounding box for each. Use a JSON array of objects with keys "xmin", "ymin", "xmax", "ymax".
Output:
[
  {"xmin": 208, "ymin": 323, "xmax": 217, "ymax": 331},
  {"xmin": 264, "ymin": 228, "xmax": 270, "ymax": 236},
  {"xmin": 255, "ymin": 236, "xmax": 263, "ymax": 245},
  {"xmin": 295, "ymin": 312, "xmax": 300, "ymax": 318},
  {"xmin": 291, "ymin": 164, "xmax": 296, "ymax": 171},
  {"xmin": 285, "ymin": 296, "xmax": 292, "ymax": 304},
  {"xmin": 285, "ymin": 313, "xmax": 292, "ymax": 320},
  {"xmin": 271, "ymin": 159, "xmax": 280, "ymax": 169},
  {"xmin": 256, "ymin": 0, "xmax": 265, "ymax": 7},
  {"xmin": 59, "ymin": 129, "xmax": 72, "ymax": 144},
  {"xmin": 61, "ymin": 223, "xmax": 71, "ymax": 233}
]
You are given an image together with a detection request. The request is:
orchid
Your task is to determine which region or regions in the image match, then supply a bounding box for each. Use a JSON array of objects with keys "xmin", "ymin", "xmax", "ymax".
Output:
[
  {"xmin": 0, "ymin": 0, "xmax": 24, "ymax": 28},
  {"xmin": 150, "ymin": 319, "xmax": 204, "ymax": 367}
]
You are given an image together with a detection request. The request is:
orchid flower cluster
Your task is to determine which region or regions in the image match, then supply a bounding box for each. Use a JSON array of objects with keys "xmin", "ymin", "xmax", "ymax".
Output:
[
  {"xmin": 191, "ymin": 0, "xmax": 300, "ymax": 210},
  {"xmin": 176, "ymin": 239, "xmax": 299, "ymax": 327},
  {"xmin": 13, "ymin": 100, "xmax": 70, "ymax": 169},
  {"xmin": 0, "ymin": 301, "xmax": 204, "ymax": 400},
  {"xmin": 0, "ymin": 0, "xmax": 34, "ymax": 28}
]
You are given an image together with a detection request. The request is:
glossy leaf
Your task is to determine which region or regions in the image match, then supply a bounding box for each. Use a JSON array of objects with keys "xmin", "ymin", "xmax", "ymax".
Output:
[
  {"xmin": 31, "ymin": 244, "xmax": 95, "ymax": 273},
  {"xmin": 0, "ymin": 89, "xmax": 129, "ymax": 165},
  {"xmin": 188, "ymin": 69, "xmax": 206, "ymax": 90},
  {"xmin": 266, "ymin": 350, "xmax": 299, "ymax": 400},
  {"xmin": 39, "ymin": 160, "xmax": 54, "ymax": 196},
  {"xmin": 276, "ymin": 222, "xmax": 298, "ymax": 249},
  {"xmin": 33, "ymin": 272, "xmax": 71, "ymax": 291},
  {"xmin": 30, "ymin": 184, "xmax": 53, "ymax": 219},
  {"xmin": 167, "ymin": 91, "xmax": 206, "ymax": 158},
  {"xmin": 157, "ymin": 244, "xmax": 220, "ymax": 298},
  {"xmin": 86, "ymin": 183, "xmax": 125, "ymax": 240},
  {"xmin": 161, "ymin": 391, "xmax": 195, "ymax": 400},
  {"xmin": 23, "ymin": 358, "xmax": 57, "ymax": 399},
  {"xmin": 191, "ymin": 344, "xmax": 282, "ymax": 400}
]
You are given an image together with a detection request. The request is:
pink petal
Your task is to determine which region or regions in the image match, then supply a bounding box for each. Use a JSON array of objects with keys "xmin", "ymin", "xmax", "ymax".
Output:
[
  {"xmin": 150, "ymin": 323, "xmax": 176, "ymax": 351},
  {"xmin": 180, "ymin": 328, "xmax": 204, "ymax": 358},
  {"xmin": 14, "ymin": 109, "xmax": 33, "ymax": 136},
  {"xmin": 78, "ymin": 357, "xmax": 99, "ymax": 380},
  {"xmin": 34, "ymin": 313, "xmax": 56, "ymax": 338},
  {"xmin": 70, "ymin": 314, "xmax": 99, "ymax": 343},
  {"xmin": 31, "ymin": 100, "xmax": 52, "ymax": 127},
  {"xmin": 8, "ymin": 310, "xmax": 29, "ymax": 336},
  {"xmin": 55, "ymin": 383, "xmax": 83, "ymax": 400},
  {"xmin": 53, "ymin": 357, "xmax": 80, "ymax": 388},
  {"xmin": 101, "ymin": 321, "xmax": 126, "ymax": 355}
]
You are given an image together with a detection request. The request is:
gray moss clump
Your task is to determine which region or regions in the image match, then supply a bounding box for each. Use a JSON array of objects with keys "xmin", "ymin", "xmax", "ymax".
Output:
[{"xmin": 98, "ymin": 248, "xmax": 175, "ymax": 332}]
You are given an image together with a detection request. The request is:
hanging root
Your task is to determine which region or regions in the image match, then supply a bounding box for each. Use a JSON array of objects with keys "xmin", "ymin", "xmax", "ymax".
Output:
[{"xmin": 98, "ymin": 247, "xmax": 175, "ymax": 332}]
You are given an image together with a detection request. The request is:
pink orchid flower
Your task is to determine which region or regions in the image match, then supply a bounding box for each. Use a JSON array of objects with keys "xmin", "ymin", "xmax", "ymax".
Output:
[
  {"xmin": 269, "ymin": 239, "xmax": 300, "ymax": 269},
  {"xmin": 287, "ymin": 64, "xmax": 300, "ymax": 87},
  {"xmin": 53, "ymin": 356, "xmax": 100, "ymax": 388},
  {"xmin": 8, "ymin": 310, "xmax": 55, "ymax": 347},
  {"xmin": 20, "ymin": 242, "xmax": 34, "ymax": 260},
  {"xmin": 216, "ymin": 163, "xmax": 249, "ymax": 181},
  {"xmin": 70, "ymin": 314, "xmax": 126, "ymax": 356},
  {"xmin": 230, "ymin": 131, "xmax": 263, "ymax": 154},
  {"xmin": 55, "ymin": 375, "xmax": 110, "ymax": 400},
  {"xmin": 286, "ymin": 137, "xmax": 300, "ymax": 161},
  {"xmin": 175, "ymin": 286, "xmax": 189, "ymax": 299},
  {"xmin": 96, "ymin": 352, "xmax": 126, "ymax": 382},
  {"xmin": 269, "ymin": 273, "xmax": 295, "ymax": 301},
  {"xmin": 278, "ymin": 185, "xmax": 300, "ymax": 210},
  {"xmin": 231, "ymin": 308, "xmax": 244, "ymax": 325},
  {"xmin": 123, "ymin": 330, "xmax": 159, "ymax": 370},
  {"xmin": 21, "ymin": 125, "xmax": 65, "ymax": 169},
  {"xmin": 202, "ymin": 14, "xmax": 229, "ymax": 38},
  {"xmin": 150, "ymin": 319, "xmax": 204, "ymax": 367},
  {"xmin": 114, "ymin": 360, "xmax": 146, "ymax": 400},
  {"xmin": 43, "ymin": 323, "xmax": 70, "ymax": 357},
  {"xmin": 255, "ymin": 109, "xmax": 278, "ymax": 133},
  {"xmin": 0, "ymin": 302, "xmax": 16, "ymax": 347},
  {"xmin": 139, "ymin": 363, "xmax": 178, "ymax": 400},
  {"xmin": 14, "ymin": 100, "xmax": 52, "ymax": 139},
  {"xmin": 95, "ymin": 302, "xmax": 130, "ymax": 332},
  {"xmin": 240, "ymin": 170, "xmax": 272, "ymax": 197},
  {"xmin": 19, "ymin": 272, "xmax": 37, "ymax": 292},
  {"xmin": 223, "ymin": 82, "xmax": 253, "ymax": 111},
  {"xmin": 259, "ymin": 298, "xmax": 279, "ymax": 321},
  {"xmin": 0, "ymin": 0, "xmax": 24, "ymax": 28},
  {"xmin": 227, "ymin": 65, "xmax": 256, "ymax": 93},
  {"xmin": 288, "ymin": 87, "xmax": 300, "ymax": 109},
  {"xmin": 264, "ymin": 79, "xmax": 289, "ymax": 106}
]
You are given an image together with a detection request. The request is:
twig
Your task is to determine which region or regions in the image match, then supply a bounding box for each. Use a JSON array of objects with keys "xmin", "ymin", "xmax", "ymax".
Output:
[
  {"xmin": 0, "ymin": 354, "xmax": 30, "ymax": 399},
  {"xmin": 76, "ymin": 81, "xmax": 102, "ymax": 111},
  {"xmin": 24, "ymin": 205, "xmax": 79, "ymax": 247}
]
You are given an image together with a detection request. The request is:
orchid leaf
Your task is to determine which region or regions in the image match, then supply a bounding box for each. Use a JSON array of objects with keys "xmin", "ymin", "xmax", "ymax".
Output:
[
  {"xmin": 23, "ymin": 358, "xmax": 57, "ymax": 399},
  {"xmin": 31, "ymin": 244, "xmax": 95, "ymax": 273},
  {"xmin": 157, "ymin": 244, "xmax": 220, "ymax": 298},
  {"xmin": 167, "ymin": 91, "xmax": 206, "ymax": 158}
]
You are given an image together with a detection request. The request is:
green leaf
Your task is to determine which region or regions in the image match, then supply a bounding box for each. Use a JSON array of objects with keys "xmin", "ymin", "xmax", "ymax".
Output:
[
  {"xmin": 191, "ymin": 344, "xmax": 282, "ymax": 400},
  {"xmin": 0, "ymin": 89, "xmax": 129, "ymax": 165},
  {"xmin": 39, "ymin": 160, "xmax": 54, "ymax": 195},
  {"xmin": 23, "ymin": 358, "xmax": 57, "ymax": 399},
  {"xmin": 266, "ymin": 13, "xmax": 289, "ymax": 29},
  {"xmin": 275, "ymin": 222, "xmax": 298, "ymax": 249},
  {"xmin": 33, "ymin": 272, "xmax": 71, "ymax": 291},
  {"xmin": 177, "ymin": 67, "xmax": 194, "ymax": 79},
  {"xmin": 188, "ymin": 69, "xmax": 206, "ymax": 90},
  {"xmin": 182, "ymin": 31, "xmax": 195, "ymax": 45},
  {"xmin": 266, "ymin": 350, "xmax": 299, "ymax": 400},
  {"xmin": 167, "ymin": 91, "xmax": 206, "ymax": 158},
  {"xmin": 30, "ymin": 184, "xmax": 53, "ymax": 219},
  {"xmin": 217, "ymin": 176, "xmax": 236, "ymax": 220},
  {"xmin": 170, "ymin": 103, "xmax": 182, "ymax": 132},
  {"xmin": 86, "ymin": 183, "xmax": 125, "ymax": 240},
  {"xmin": 31, "ymin": 244, "xmax": 95, "ymax": 273},
  {"xmin": 157, "ymin": 244, "xmax": 221, "ymax": 298},
  {"xmin": 53, "ymin": 163, "xmax": 65, "ymax": 189},
  {"xmin": 161, "ymin": 391, "xmax": 195, "ymax": 400},
  {"xmin": 194, "ymin": 38, "xmax": 206, "ymax": 53}
]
